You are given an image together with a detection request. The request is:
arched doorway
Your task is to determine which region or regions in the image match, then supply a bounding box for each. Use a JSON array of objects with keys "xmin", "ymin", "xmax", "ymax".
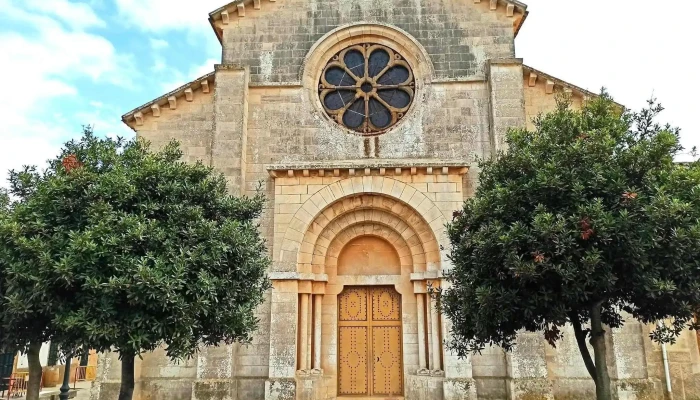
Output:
[{"xmin": 336, "ymin": 236, "xmax": 404, "ymax": 397}]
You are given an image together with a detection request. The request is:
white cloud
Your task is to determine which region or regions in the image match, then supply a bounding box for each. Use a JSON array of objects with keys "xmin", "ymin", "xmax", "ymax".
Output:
[
  {"xmin": 75, "ymin": 108, "xmax": 135, "ymax": 141},
  {"xmin": 0, "ymin": 0, "xmax": 137, "ymax": 187},
  {"xmin": 152, "ymin": 57, "xmax": 167, "ymax": 72},
  {"xmin": 23, "ymin": 0, "xmax": 107, "ymax": 30},
  {"xmin": 517, "ymin": 0, "xmax": 699, "ymax": 161},
  {"xmin": 150, "ymin": 38, "xmax": 169, "ymax": 49},
  {"xmin": 114, "ymin": 0, "xmax": 225, "ymax": 33},
  {"xmin": 160, "ymin": 58, "xmax": 218, "ymax": 93}
]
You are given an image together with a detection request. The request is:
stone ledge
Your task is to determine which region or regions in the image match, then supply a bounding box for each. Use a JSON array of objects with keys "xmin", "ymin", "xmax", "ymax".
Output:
[
  {"xmin": 269, "ymin": 272, "xmax": 328, "ymax": 282},
  {"xmin": 489, "ymin": 57, "xmax": 524, "ymax": 66},
  {"xmin": 410, "ymin": 271, "xmax": 443, "ymax": 281},
  {"xmin": 267, "ymin": 160, "xmax": 469, "ymax": 178}
]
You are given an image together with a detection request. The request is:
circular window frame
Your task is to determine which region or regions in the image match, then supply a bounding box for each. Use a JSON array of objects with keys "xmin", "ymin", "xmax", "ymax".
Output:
[{"xmin": 318, "ymin": 43, "xmax": 416, "ymax": 137}]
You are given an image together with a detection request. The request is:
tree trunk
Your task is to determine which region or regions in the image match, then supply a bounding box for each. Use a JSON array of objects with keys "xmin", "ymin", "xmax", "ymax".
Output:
[
  {"xmin": 570, "ymin": 312, "xmax": 597, "ymax": 383},
  {"xmin": 590, "ymin": 302, "xmax": 613, "ymax": 400},
  {"xmin": 118, "ymin": 353, "xmax": 135, "ymax": 400},
  {"xmin": 26, "ymin": 341, "xmax": 43, "ymax": 400}
]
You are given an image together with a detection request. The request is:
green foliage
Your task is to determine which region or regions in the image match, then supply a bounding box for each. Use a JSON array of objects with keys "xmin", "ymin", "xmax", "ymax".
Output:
[
  {"xmin": 0, "ymin": 127, "xmax": 271, "ymax": 360},
  {"xmin": 0, "ymin": 188, "xmax": 10, "ymax": 351},
  {"xmin": 443, "ymin": 93, "xmax": 700, "ymax": 357}
]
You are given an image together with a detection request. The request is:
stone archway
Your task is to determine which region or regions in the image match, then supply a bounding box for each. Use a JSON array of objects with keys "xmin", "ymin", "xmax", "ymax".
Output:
[
  {"xmin": 298, "ymin": 194, "xmax": 442, "ymax": 275},
  {"xmin": 278, "ymin": 176, "xmax": 449, "ymax": 274},
  {"xmin": 266, "ymin": 166, "xmax": 469, "ymax": 400},
  {"xmin": 289, "ymin": 188, "xmax": 446, "ymax": 398}
]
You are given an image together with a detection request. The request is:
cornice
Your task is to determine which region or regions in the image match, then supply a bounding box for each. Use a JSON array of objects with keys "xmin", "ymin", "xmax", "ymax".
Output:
[{"xmin": 266, "ymin": 160, "xmax": 470, "ymax": 179}]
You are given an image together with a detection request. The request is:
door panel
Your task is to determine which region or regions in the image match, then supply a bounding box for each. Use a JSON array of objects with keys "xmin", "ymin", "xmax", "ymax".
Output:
[
  {"xmin": 371, "ymin": 326, "xmax": 403, "ymax": 395},
  {"xmin": 339, "ymin": 287, "xmax": 368, "ymax": 322},
  {"xmin": 338, "ymin": 327, "xmax": 369, "ymax": 395},
  {"xmin": 372, "ymin": 287, "xmax": 401, "ymax": 321},
  {"xmin": 337, "ymin": 286, "xmax": 403, "ymax": 397}
]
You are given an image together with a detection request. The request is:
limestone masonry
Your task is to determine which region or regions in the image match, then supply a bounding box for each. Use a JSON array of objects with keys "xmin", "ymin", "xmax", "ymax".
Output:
[{"xmin": 92, "ymin": 0, "xmax": 700, "ymax": 399}]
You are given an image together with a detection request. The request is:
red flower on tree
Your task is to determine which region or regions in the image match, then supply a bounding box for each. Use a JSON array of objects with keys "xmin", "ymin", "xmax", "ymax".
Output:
[
  {"xmin": 580, "ymin": 218, "xmax": 594, "ymax": 240},
  {"xmin": 62, "ymin": 154, "xmax": 82, "ymax": 173},
  {"xmin": 533, "ymin": 251, "xmax": 545, "ymax": 263}
]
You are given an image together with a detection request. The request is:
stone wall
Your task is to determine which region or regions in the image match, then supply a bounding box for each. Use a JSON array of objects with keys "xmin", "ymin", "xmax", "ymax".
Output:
[
  {"xmin": 219, "ymin": 0, "xmax": 516, "ymax": 84},
  {"xmin": 130, "ymin": 83, "xmax": 215, "ymax": 164},
  {"xmin": 523, "ymin": 71, "xmax": 585, "ymax": 130}
]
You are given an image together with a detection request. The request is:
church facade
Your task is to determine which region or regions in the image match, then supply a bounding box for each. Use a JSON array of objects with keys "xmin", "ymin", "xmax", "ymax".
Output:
[{"xmin": 93, "ymin": 0, "xmax": 700, "ymax": 399}]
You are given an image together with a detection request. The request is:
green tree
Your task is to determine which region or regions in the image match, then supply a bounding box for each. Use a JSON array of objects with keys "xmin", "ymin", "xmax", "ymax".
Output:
[
  {"xmin": 0, "ymin": 175, "xmax": 54, "ymax": 400},
  {"xmin": 442, "ymin": 94, "xmax": 700, "ymax": 400},
  {"xmin": 0, "ymin": 127, "xmax": 271, "ymax": 400},
  {"xmin": 0, "ymin": 188, "xmax": 10, "ymax": 351}
]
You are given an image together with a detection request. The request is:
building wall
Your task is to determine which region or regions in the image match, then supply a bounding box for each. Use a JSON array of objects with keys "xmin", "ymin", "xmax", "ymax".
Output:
[
  {"xmin": 106, "ymin": 1, "xmax": 700, "ymax": 399},
  {"xmin": 523, "ymin": 73, "xmax": 585, "ymax": 131},
  {"xmin": 132, "ymin": 84, "xmax": 215, "ymax": 165},
  {"xmin": 219, "ymin": 0, "xmax": 516, "ymax": 84}
]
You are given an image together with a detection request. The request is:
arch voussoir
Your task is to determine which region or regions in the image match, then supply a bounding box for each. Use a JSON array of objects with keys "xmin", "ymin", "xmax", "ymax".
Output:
[{"xmin": 280, "ymin": 177, "xmax": 448, "ymax": 275}]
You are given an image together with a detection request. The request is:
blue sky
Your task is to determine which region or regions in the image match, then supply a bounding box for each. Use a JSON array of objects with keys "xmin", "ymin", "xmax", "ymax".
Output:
[
  {"xmin": 0, "ymin": 0, "xmax": 225, "ymax": 184},
  {"xmin": 0, "ymin": 0, "xmax": 697, "ymax": 187}
]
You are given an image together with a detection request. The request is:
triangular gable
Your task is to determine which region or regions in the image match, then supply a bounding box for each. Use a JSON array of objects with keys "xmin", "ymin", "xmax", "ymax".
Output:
[{"xmin": 207, "ymin": 0, "xmax": 528, "ymax": 42}]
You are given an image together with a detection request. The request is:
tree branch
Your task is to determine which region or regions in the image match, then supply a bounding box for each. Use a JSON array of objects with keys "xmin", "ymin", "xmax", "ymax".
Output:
[{"xmin": 569, "ymin": 312, "xmax": 597, "ymax": 383}]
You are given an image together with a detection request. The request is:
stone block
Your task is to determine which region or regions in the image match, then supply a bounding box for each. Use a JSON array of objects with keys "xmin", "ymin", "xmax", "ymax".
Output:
[
  {"xmin": 192, "ymin": 380, "xmax": 234, "ymax": 400},
  {"xmin": 508, "ymin": 378, "xmax": 554, "ymax": 400},
  {"xmin": 443, "ymin": 378, "xmax": 478, "ymax": 400},
  {"xmin": 264, "ymin": 378, "xmax": 296, "ymax": 400}
]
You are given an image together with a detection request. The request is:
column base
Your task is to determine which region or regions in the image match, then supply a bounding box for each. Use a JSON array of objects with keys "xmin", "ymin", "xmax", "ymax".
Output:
[
  {"xmin": 296, "ymin": 371, "xmax": 325, "ymax": 400},
  {"xmin": 265, "ymin": 378, "xmax": 296, "ymax": 400},
  {"xmin": 508, "ymin": 378, "xmax": 554, "ymax": 400}
]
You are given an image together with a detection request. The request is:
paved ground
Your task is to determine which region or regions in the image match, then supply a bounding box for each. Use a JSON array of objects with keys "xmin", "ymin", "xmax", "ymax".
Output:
[{"xmin": 7, "ymin": 380, "xmax": 92, "ymax": 399}]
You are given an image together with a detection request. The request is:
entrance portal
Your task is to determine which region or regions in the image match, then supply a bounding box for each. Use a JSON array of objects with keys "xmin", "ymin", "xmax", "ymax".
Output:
[{"xmin": 337, "ymin": 286, "xmax": 403, "ymax": 397}]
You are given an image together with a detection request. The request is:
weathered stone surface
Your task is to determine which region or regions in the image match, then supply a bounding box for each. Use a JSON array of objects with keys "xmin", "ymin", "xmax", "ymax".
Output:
[{"xmin": 104, "ymin": 0, "xmax": 700, "ymax": 399}]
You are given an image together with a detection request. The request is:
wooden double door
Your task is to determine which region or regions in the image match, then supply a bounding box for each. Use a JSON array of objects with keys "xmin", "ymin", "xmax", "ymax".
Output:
[{"xmin": 338, "ymin": 286, "xmax": 403, "ymax": 397}]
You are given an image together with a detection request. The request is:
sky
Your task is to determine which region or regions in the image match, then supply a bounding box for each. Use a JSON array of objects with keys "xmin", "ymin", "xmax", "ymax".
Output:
[{"xmin": 0, "ymin": 0, "xmax": 697, "ymax": 189}]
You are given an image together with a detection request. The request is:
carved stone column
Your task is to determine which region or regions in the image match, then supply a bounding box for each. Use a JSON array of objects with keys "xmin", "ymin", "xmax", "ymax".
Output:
[
  {"xmin": 299, "ymin": 293, "xmax": 310, "ymax": 371},
  {"xmin": 429, "ymin": 293, "xmax": 442, "ymax": 371},
  {"xmin": 416, "ymin": 293, "xmax": 428, "ymax": 370},
  {"xmin": 313, "ymin": 295, "xmax": 322, "ymax": 370}
]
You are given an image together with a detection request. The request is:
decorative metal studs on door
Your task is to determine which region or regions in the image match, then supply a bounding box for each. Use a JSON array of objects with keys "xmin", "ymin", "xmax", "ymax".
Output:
[{"xmin": 319, "ymin": 44, "xmax": 415, "ymax": 135}]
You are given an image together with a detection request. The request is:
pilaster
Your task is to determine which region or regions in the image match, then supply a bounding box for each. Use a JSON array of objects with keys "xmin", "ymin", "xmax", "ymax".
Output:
[
  {"xmin": 506, "ymin": 332, "xmax": 554, "ymax": 400},
  {"xmin": 439, "ymin": 281, "xmax": 478, "ymax": 400},
  {"xmin": 211, "ymin": 64, "xmax": 249, "ymax": 196},
  {"xmin": 486, "ymin": 58, "xmax": 526, "ymax": 155},
  {"xmin": 264, "ymin": 279, "xmax": 299, "ymax": 400},
  {"xmin": 192, "ymin": 344, "xmax": 236, "ymax": 399}
]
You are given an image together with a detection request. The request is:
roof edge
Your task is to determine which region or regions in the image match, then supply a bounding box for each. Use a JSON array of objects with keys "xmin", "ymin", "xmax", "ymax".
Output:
[
  {"xmin": 121, "ymin": 71, "xmax": 215, "ymax": 126},
  {"xmin": 208, "ymin": 0, "xmax": 529, "ymax": 38},
  {"xmin": 523, "ymin": 65, "xmax": 625, "ymax": 109}
]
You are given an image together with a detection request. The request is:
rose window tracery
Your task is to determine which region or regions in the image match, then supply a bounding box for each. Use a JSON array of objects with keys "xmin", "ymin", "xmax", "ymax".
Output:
[{"xmin": 319, "ymin": 43, "xmax": 415, "ymax": 135}]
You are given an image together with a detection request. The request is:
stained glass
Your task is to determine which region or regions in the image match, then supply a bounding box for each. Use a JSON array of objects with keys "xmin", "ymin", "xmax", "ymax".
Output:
[{"xmin": 319, "ymin": 44, "xmax": 415, "ymax": 135}]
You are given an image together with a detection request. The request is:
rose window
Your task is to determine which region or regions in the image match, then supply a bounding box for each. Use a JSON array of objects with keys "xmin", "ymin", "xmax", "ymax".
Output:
[{"xmin": 319, "ymin": 43, "xmax": 415, "ymax": 135}]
